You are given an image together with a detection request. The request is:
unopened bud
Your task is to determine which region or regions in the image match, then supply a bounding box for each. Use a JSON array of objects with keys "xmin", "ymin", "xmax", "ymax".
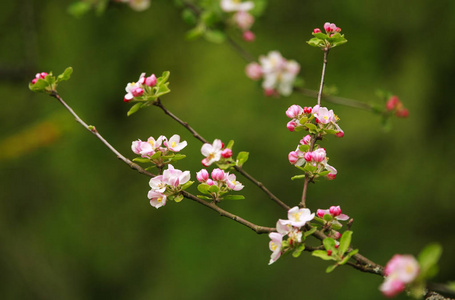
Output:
[
  {"xmin": 304, "ymin": 152, "xmax": 313, "ymax": 162},
  {"xmin": 221, "ymin": 148, "xmax": 233, "ymax": 158},
  {"xmin": 313, "ymin": 28, "xmax": 321, "ymax": 34},
  {"xmin": 243, "ymin": 31, "xmax": 255, "ymax": 42},
  {"xmin": 329, "ymin": 205, "xmax": 341, "ymax": 217}
]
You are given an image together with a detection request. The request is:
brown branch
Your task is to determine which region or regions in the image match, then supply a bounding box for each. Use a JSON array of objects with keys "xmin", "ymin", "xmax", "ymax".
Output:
[
  {"xmin": 317, "ymin": 50, "xmax": 329, "ymax": 106},
  {"xmin": 153, "ymin": 98, "xmax": 290, "ymax": 210}
]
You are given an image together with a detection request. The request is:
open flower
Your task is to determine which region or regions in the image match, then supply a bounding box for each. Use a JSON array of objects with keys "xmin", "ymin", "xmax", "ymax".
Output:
[
  {"xmin": 162, "ymin": 164, "xmax": 190, "ymax": 187},
  {"xmin": 201, "ymin": 139, "xmax": 223, "ymax": 166},
  {"xmin": 164, "ymin": 134, "xmax": 187, "ymax": 152},
  {"xmin": 282, "ymin": 206, "xmax": 315, "ymax": 228},
  {"xmin": 147, "ymin": 191, "xmax": 167, "ymax": 209},
  {"xmin": 220, "ymin": 0, "xmax": 254, "ymax": 12},
  {"xmin": 268, "ymin": 232, "xmax": 283, "ymax": 265},
  {"xmin": 380, "ymin": 254, "xmax": 420, "ymax": 297}
]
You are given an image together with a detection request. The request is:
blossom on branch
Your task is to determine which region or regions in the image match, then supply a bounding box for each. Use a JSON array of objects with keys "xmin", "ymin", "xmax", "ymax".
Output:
[
  {"xmin": 201, "ymin": 139, "xmax": 223, "ymax": 166},
  {"xmin": 379, "ymin": 255, "xmax": 420, "ymax": 297}
]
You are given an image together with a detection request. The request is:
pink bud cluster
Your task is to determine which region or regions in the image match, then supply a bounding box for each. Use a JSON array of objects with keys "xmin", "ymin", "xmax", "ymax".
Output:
[
  {"xmin": 132, "ymin": 134, "xmax": 187, "ymax": 158},
  {"xmin": 31, "ymin": 72, "xmax": 49, "ymax": 84},
  {"xmin": 386, "ymin": 96, "xmax": 409, "ymax": 118},
  {"xmin": 317, "ymin": 205, "xmax": 350, "ymax": 221},
  {"xmin": 288, "ymin": 135, "xmax": 337, "ymax": 180},
  {"xmin": 148, "ymin": 164, "xmax": 191, "ymax": 208},
  {"xmin": 313, "ymin": 22, "xmax": 342, "ymax": 35},
  {"xmin": 380, "ymin": 255, "xmax": 420, "ymax": 297},
  {"xmin": 196, "ymin": 168, "xmax": 244, "ymax": 191},
  {"xmin": 245, "ymin": 51, "xmax": 300, "ymax": 97},
  {"xmin": 221, "ymin": 1, "xmax": 256, "ymax": 42},
  {"xmin": 269, "ymin": 207, "xmax": 315, "ymax": 265},
  {"xmin": 124, "ymin": 72, "xmax": 157, "ymax": 102},
  {"xmin": 286, "ymin": 104, "xmax": 344, "ymax": 137},
  {"xmin": 200, "ymin": 139, "xmax": 233, "ymax": 167}
]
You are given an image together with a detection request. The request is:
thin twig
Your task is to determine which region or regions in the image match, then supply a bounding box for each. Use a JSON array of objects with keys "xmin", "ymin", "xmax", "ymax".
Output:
[
  {"xmin": 295, "ymin": 87, "xmax": 373, "ymax": 111},
  {"xmin": 154, "ymin": 98, "xmax": 290, "ymax": 210},
  {"xmin": 317, "ymin": 50, "xmax": 329, "ymax": 106}
]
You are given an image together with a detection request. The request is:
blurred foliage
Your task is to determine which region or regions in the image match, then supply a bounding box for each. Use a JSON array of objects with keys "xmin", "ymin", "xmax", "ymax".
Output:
[{"xmin": 1, "ymin": 0, "xmax": 454, "ymax": 299}]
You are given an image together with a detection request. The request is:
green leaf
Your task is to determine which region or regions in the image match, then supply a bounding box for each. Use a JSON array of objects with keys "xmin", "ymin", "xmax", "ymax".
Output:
[
  {"xmin": 312, "ymin": 250, "xmax": 336, "ymax": 261},
  {"xmin": 57, "ymin": 67, "xmax": 73, "ymax": 82},
  {"xmin": 291, "ymin": 174, "xmax": 306, "ymax": 181},
  {"xmin": 29, "ymin": 79, "xmax": 49, "ymax": 92},
  {"xmin": 226, "ymin": 140, "xmax": 234, "ymax": 149},
  {"xmin": 200, "ymin": 10, "xmax": 219, "ymax": 27},
  {"xmin": 307, "ymin": 37, "xmax": 325, "ymax": 48},
  {"xmin": 180, "ymin": 181, "xmax": 194, "ymax": 190},
  {"xmin": 197, "ymin": 183, "xmax": 211, "ymax": 195},
  {"xmin": 305, "ymin": 123, "xmax": 318, "ymax": 130},
  {"xmin": 324, "ymin": 129, "xmax": 338, "ymax": 135},
  {"xmin": 339, "ymin": 231, "xmax": 353, "ymax": 256},
  {"xmin": 326, "ymin": 264, "xmax": 338, "ymax": 273},
  {"xmin": 236, "ymin": 151, "xmax": 249, "ymax": 167},
  {"xmin": 418, "ymin": 243, "xmax": 442, "ymax": 279},
  {"xmin": 170, "ymin": 154, "xmax": 186, "ymax": 161},
  {"xmin": 339, "ymin": 249, "xmax": 358, "ymax": 265},
  {"xmin": 304, "ymin": 227, "xmax": 317, "ymax": 238},
  {"xmin": 318, "ymin": 171, "xmax": 330, "ymax": 177},
  {"xmin": 181, "ymin": 9, "xmax": 197, "ymax": 25},
  {"xmin": 204, "ymin": 30, "xmax": 226, "ymax": 44},
  {"xmin": 150, "ymin": 151, "xmax": 162, "ymax": 160},
  {"xmin": 313, "ymin": 32, "xmax": 329, "ymax": 39},
  {"xmin": 157, "ymin": 71, "xmax": 170, "ymax": 85},
  {"xmin": 185, "ymin": 25, "xmax": 205, "ymax": 40},
  {"xmin": 323, "ymin": 214, "xmax": 332, "ymax": 222},
  {"xmin": 298, "ymin": 144, "xmax": 310, "ymax": 152},
  {"xmin": 292, "ymin": 244, "xmax": 305, "ymax": 258},
  {"xmin": 132, "ymin": 157, "xmax": 151, "ymax": 163},
  {"xmin": 303, "ymin": 163, "xmax": 317, "ymax": 173},
  {"xmin": 127, "ymin": 102, "xmax": 144, "ymax": 116},
  {"xmin": 223, "ymin": 195, "xmax": 245, "ymax": 200},
  {"xmin": 174, "ymin": 194, "xmax": 184, "ymax": 203},
  {"xmin": 155, "ymin": 82, "xmax": 171, "ymax": 98},
  {"xmin": 197, "ymin": 195, "xmax": 212, "ymax": 200},
  {"xmin": 208, "ymin": 185, "xmax": 220, "ymax": 193},
  {"xmin": 67, "ymin": 1, "xmax": 92, "ymax": 18},
  {"xmin": 323, "ymin": 237, "xmax": 337, "ymax": 251},
  {"xmin": 331, "ymin": 221, "xmax": 342, "ymax": 231},
  {"xmin": 298, "ymin": 117, "xmax": 308, "ymax": 125}
]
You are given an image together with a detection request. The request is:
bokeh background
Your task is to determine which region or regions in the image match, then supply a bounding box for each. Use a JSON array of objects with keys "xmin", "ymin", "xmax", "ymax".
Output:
[{"xmin": 1, "ymin": 0, "xmax": 454, "ymax": 299}]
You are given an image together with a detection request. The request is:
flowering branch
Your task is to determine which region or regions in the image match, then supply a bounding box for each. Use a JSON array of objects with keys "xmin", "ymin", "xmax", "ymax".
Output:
[{"xmin": 317, "ymin": 50, "xmax": 329, "ymax": 106}]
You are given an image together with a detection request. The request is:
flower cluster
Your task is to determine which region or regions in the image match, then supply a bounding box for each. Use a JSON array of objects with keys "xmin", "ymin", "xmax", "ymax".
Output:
[
  {"xmin": 245, "ymin": 51, "xmax": 300, "ymax": 96},
  {"xmin": 31, "ymin": 72, "xmax": 49, "ymax": 85},
  {"xmin": 316, "ymin": 205, "xmax": 349, "ymax": 235},
  {"xmin": 132, "ymin": 134, "xmax": 187, "ymax": 158},
  {"xmin": 313, "ymin": 22, "xmax": 342, "ymax": 36},
  {"xmin": 288, "ymin": 136, "xmax": 337, "ymax": 180},
  {"xmin": 201, "ymin": 139, "xmax": 233, "ymax": 167},
  {"xmin": 268, "ymin": 206, "xmax": 315, "ymax": 265},
  {"xmin": 380, "ymin": 255, "xmax": 420, "ymax": 297},
  {"xmin": 307, "ymin": 22, "xmax": 347, "ymax": 50},
  {"xmin": 114, "ymin": 0, "xmax": 151, "ymax": 11},
  {"xmin": 148, "ymin": 164, "xmax": 191, "ymax": 209},
  {"xmin": 124, "ymin": 72, "xmax": 157, "ymax": 102},
  {"xmin": 196, "ymin": 168, "xmax": 244, "ymax": 201},
  {"xmin": 286, "ymin": 104, "xmax": 344, "ymax": 137},
  {"xmin": 386, "ymin": 96, "xmax": 409, "ymax": 118},
  {"xmin": 220, "ymin": 0, "xmax": 256, "ymax": 42}
]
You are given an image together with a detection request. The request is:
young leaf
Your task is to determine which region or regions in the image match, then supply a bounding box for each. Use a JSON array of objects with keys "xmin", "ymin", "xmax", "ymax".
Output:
[
  {"xmin": 312, "ymin": 250, "xmax": 336, "ymax": 261},
  {"xmin": 170, "ymin": 154, "xmax": 186, "ymax": 161},
  {"xmin": 323, "ymin": 237, "xmax": 337, "ymax": 251},
  {"xmin": 57, "ymin": 67, "xmax": 73, "ymax": 82},
  {"xmin": 418, "ymin": 243, "xmax": 442, "ymax": 279},
  {"xmin": 304, "ymin": 227, "xmax": 317, "ymax": 238},
  {"xmin": 339, "ymin": 231, "xmax": 353, "ymax": 256},
  {"xmin": 127, "ymin": 102, "xmax": 144, "ymax": 116},
  {"xmin": 208, "ymin": 185, "xmax": 219, "ymax": 193},
  {"xmin": 204, "ymin": 30, "xmax": 226, "ymax": 44},
  {"xmin": 326, "ymin": 264, "xmax": 338, "ymax": 273},
  {"xmin": 292, "ymin": 244, "xmax": 305, "ymax": 258},
  {"xmin": 150, "ymin": 151, "xmax": 162, "ymax": 160},
  {"xmin": 180, "ymin": 181, "xmax": 194, "ymax": 190},
  {"xmin": 155, "ymin": 83, "xmax": 171, "ymax": 98},
  {"xmin": 226, "ymin": 140, "xmax": 234, "ymax": 149},
  {"xmin": 132, "ymin": 157, "xmax": 152, "ymax": 163},
  {"xmin": 305, "ymin": 123, "xmax": 318, "ymax": 131},
  {"xmin": 291, "ymin": 174, "xmax": 306, "ymax": 181},
  {"xmin": 174, "ymin": 194, "xmax": 184, "ymax": 203},
  {"xmin": 298, "ymin": 144, "xmax": 310, "ymax": 152},
  {"xmin": 197, "ymin": 183, "xmax": 211, "ymax": 195},
  {"xmin": 197, "ymin": 195, "xmax": 212, "ymax": 200},
  {"xmin": 236, "ymin": 151, "xmax": 249, "ymax": 167}
]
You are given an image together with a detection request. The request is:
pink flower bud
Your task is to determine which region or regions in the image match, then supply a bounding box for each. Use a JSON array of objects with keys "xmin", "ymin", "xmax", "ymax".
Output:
[
  {"xmin": 335, "ymin": 244, "xmax": 339, "ymax": 249},
  {"xmin": 317, "ymin": 209, "xmax": 325, "ymax": 218},
  {"xmin": 145, "ymin": 74, "xmax": 157, "ymax": 87},
  {"xmin": 396, "ymin": 108, "xmax": 409, "ymax": 118},
  {"xmin": 333, "ymin": 231, "xmax": 341, "ymax": 239},
  {"xmin": 286, "ymin": 105, "xmax": 303, "ymax": 118},
  {"xmin": 211, "ymin": 168, "xmax": 225, "ymax": 181},
  {"xmin": 288, "ymin": 151, "xmax": 299, "ymax": 164},
  {"xmin": 201, "ymin": 158, "xmax": 210, "ymax": 167},
  {"xmin": 327, "ymin": 250, "xmax": 332, "ymax": 256},
  {"xmin": 287, "ymin": 120, "xmax": 297, "ymax": 132},
  {"xmin": 221, "ymin": 148, "xmax": 233, "ymax": 158},
  {"xmin": 335, "ymin": 27, "xmax": 342, "ymax": 33},
  {"xmin": 206, "ymin": 179, "xmax": 214, "ymax": 186},
  {"xmin": 324, "ymin": 22, "xmax": 333, "ymax": 32},
  {"xmin": 243, "ymin": 31, "xmax": 255, "ymax": 42},
  {"xmin": 131, "ymin": 87, "xmax": 144, "ymax": 97},
  {"xmin": 196, "ymin": 169, "xmax": 209, "ymax": 182},
  {"xmin": 304, "ymin": 152, "xmax": 313, "ymax": 162},
  {"xmin": 32, "ymin": 72, "xmax": 48, "ymax": 84},
  {"xmin": 386, "ymin": 96, "xmax": 400, "ymax": 111},
  {"xmin": 124, "ymin": 96, "xmax": 132, "ymax": 103},
  {"xmin": 311, "ymin": 148, "xmax": 326, "ymax": 163},
  {"xmin": 336, "ymin": 131, "xmax": 344, "ymax": 138},
  {"xmin": 300, "ymin": 134, "xmax": 311, "ymax": 145},
  {"xmin": 327, "ymin": 173, "xmax": 336, "ymax": 180},
  {"xmin": 245, "ymin": 62, "xmax": 262, "ymax": 80},
  {"xmin": 313, "ymin": 28, "xmax": 321, "ymax": 34},
  {"xmin": 303, "ymin": 107, "xmax": 312, "ymax": 114},
  {"xmin": 264, "ymin": 88, "xmax": 276, "ymax": 97},
  {"xmin": 329, "ymin": 206, "xmax": 341, "ymax": 217}
]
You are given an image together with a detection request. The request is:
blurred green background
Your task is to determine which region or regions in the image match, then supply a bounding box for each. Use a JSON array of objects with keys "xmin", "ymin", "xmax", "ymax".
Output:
[{"xmin": 1, "ymin": 0, "xmax": 454, "ymax": 299}]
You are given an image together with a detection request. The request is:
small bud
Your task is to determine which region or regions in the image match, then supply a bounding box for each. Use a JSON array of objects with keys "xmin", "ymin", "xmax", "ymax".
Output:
[
  {"xmin": 333, "ymin": 231, "xmax": 341, "ymax": 239},
  {"xmin": 145, "ymin": 74, "xmax": 157, "ymax": 87},
  {"xmin": 287, "ymin": 120, "xmax": 297, "ymax": 132},
  {"xmin": 334, "ymin": 244, "xmax": 339, "ymax": 249},
  {"xmin": 131, "ymin": 87, "xmax": 144, "ymax": 97},
  {"xmin": 264, "ymin": 88, "xmax": 276, "ymax": 97},
  {"xmin": 329, "ymin": 206, "xmax": 341, "ymax": 217},
  {"xmin": 311, "ymin": 148, "xmax": 326, "ymax": 163},
  {"xmin": 304, "ymin": 152, "xmax": 313, "ymax": 162},
  {"xmin": 300, "ymin": 134, "xmax": 311, "ymax": 145},
  {"xmin": 396, "ymin": 108, "xmax": 409, "ymax": 118},
  {"xmin": 286, "ymin": 105, "xmax": 303, "ymax": 119},
  {"xmin": 303, "ymin": 106, "xmax": 312, "ymax": 114},
  {"xmin": 211, "ymin": 168, "xmax": 225, "ymax": 181},
  {"xmin": 245, "ymin": 62, "xmax": 262, "ymax": 80},
  {"xmin": 288, "ymin": 151, "xmax": 299, "ymax": 164},
  {"xmin": 206, "ymin": 179, "xmax": 214, "ymax": 186},
  {"xmin": 327, "ymin": 250, "xmax": 332, "ymax": 256},
  {"xmin": 327, "ymin": 173, "xmax": 336, "ymax": 180},
  {"xmin": 243, "ymin": 30, "xmax": 255, "ymax": 42},
  {"xmin": 196, "ymin": 169, "xmax": 209, "ymax": 182},
  {"xmin": 386, "ymin": 96, "xmax": 400, "ymax": 111},
  {"xmin": 336, "ymin": 131, "xmax": 344, "ymax": 138},
  {"xmin": 221, "ymin": 148, "xmax": 233, "ymax": 158},
  {"xmin": 317, "ymin": 209, "xmax": 326, "ymax": 218},
  {"xmin": 313, "ymin": 28, "xmax": 321, "ymax": 34}
]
